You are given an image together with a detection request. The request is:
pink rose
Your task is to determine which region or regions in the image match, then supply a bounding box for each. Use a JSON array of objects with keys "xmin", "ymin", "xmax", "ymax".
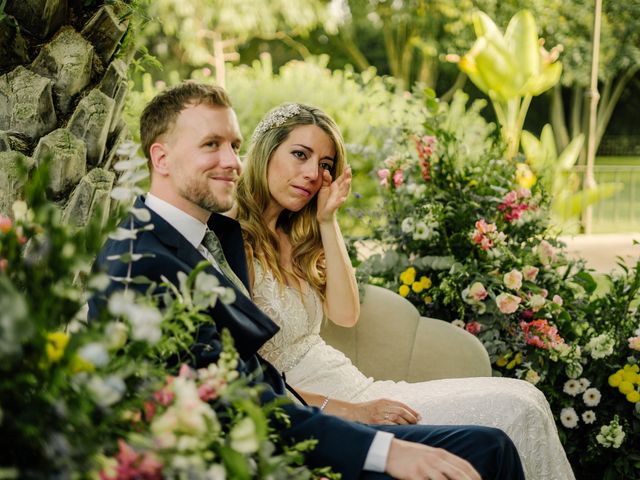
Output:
[
  {"xmin": 503, "ymin": 269, "xmax": 523, "ymax": 290},
  {"xmin": 522, "ymin": 265, "xmax": 539, "ymax": 281},
  {"xmin": 552, "ymin": 294, "xmax": 563, "ymax": 306},
  {"xmin": 537, "ymin": 240, "xmax": 556, "ymax": 266},
  {"xmin": 468, "ymin": 282, "xmax": 488, "ymax": 301},
  {"xmin": 628, "ymin": 336, "xmax": 640, "ymax": 351},
  {"xmin": 528, "ymin": 294, "xmax": 546, "ymax": 312},
  {"xmin": 502, "ymin": 191, "xmax": 518, "ymax": 205},
  {"xmin": 393, "ymin": 169, "xmax": 404, "ymax": 187},
  {"xmin": 496, "ymin": 293, "xmax": 522, "ymax": 314},
  {"xmin": 465, "ymin": 321, "xmax": 482, "ymax": 335},
  {"xmin": 377, "ymin": 169, "xmax": 390, "ymax": 187}
]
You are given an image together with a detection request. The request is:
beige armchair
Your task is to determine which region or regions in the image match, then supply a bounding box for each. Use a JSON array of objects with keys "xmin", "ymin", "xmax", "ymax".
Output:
[{"xmin": 321, "ymin": 285, "xmax": 492, "ymax": 382}]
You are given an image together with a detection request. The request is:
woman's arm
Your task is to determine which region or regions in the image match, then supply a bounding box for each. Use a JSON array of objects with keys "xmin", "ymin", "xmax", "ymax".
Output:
[
  {"xmin": 295, "ymin": 388, "xmax": 421, "ymax": 425},
  {"xmin": 316, "ymin": 167, "xmax": 360, "ymax": 326}
]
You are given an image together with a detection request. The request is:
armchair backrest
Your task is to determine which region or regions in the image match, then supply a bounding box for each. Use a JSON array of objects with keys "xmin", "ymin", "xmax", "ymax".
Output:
[{"xmin": 321, "ymin": 284, "xmax": 492, "ymax": 382}]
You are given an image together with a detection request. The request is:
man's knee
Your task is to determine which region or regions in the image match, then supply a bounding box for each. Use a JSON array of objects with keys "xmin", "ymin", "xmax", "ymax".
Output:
[{"xmin": 467, "ymin": 426, "xmax": 524, "ymax": 480}]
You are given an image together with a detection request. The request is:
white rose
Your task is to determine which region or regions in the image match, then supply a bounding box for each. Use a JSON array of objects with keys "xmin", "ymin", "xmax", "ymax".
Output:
[{"xmin": 230, "ymin": 417, "xmax": 259, "ymax": 454}]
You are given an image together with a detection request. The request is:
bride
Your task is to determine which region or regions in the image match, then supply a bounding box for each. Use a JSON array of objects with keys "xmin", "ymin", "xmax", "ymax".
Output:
[{"xmin": 235, "ymin": 103, "xmax": 575, "ymax": 480}]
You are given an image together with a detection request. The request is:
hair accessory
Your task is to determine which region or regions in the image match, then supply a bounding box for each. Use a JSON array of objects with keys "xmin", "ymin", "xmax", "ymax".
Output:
[{"xmin": 251, "ymin": 103, "xmax": 304, "ymax": 143}]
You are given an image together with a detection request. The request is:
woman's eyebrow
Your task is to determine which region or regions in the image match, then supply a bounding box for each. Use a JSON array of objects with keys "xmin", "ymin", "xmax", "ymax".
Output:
[{"xmin": 292, "ymin": 144, "xmax": 335, "ymax": 162}]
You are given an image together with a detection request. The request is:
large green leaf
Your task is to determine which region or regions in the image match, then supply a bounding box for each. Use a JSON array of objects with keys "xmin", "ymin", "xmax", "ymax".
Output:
[
  {"xmin": 553, "ymin": 183, "xmax": 624, "ymax": 219},
  {"xmin": 505, "ymin": 10, "xmax": 539, "ymax": 78},
  {"xmin": 558, "ymin": 134, "xmax": 585, "ymax": 171}
]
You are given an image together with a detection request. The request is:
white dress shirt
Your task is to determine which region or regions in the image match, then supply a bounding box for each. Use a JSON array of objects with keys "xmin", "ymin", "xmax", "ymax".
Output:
[{"xmin": 144, "ymin": 193, "xmax": 393, "ymax": 473}]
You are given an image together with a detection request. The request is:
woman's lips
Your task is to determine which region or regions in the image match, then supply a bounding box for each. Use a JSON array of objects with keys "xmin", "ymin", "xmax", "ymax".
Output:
[{"xmin": 292, "ymin": 185, "xmax": 312, "ymax": 197}]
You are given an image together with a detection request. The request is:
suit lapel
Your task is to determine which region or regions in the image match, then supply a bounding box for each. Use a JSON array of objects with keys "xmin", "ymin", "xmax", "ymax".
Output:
[{"xmin": 133, "ymin": 196, "xmax": 279, "ymax": 350}]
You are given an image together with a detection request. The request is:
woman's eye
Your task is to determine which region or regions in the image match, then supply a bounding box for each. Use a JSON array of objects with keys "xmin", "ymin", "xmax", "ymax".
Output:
[
  {"xmin": 292, "ymin": 150, "xmax": 306, "ymax": 159},
  {"xmin": 319, "ymin": 162, "xmax": 333, "ymax": 171}
]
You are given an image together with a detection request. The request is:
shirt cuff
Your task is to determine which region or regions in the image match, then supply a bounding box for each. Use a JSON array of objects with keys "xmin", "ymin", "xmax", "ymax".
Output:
[{"xmin": 363, "ymin": 431, "xmax": 394, "ymax": 472}]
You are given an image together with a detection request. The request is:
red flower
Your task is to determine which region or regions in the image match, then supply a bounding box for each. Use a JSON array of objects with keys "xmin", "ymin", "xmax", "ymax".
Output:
[{"xmin": 465, "ymin": 321, "xmax": 482, "ymax": 336}]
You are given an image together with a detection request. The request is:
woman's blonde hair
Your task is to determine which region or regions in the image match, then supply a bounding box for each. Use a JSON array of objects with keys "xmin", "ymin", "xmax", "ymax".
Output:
[{"xmin": 236, "ymin": 104, "xmax": 346, "ymax": 299}]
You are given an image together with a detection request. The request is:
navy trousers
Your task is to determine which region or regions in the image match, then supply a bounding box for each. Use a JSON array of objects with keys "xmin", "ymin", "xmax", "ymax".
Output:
[{"xmin": 361, "ymin": 424, "xmax": 525, "ymax": 480}]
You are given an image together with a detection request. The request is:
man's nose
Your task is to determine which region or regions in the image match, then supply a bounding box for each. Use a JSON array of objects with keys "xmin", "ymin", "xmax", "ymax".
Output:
[{"xmin": 219, "ymin": 144, "xmax": 241, "ymax": 171}]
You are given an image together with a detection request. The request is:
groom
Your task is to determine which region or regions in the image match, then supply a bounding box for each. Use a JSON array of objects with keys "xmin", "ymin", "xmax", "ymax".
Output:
[{"xmin": 89, "ymin": 82, "xmax": 524, "ymax": 480}]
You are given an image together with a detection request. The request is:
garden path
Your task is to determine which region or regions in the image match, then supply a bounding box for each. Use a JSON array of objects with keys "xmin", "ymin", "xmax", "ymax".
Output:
[{"xmin": 560, "ymin": 233, "xmax": 640, "ymax": 273}]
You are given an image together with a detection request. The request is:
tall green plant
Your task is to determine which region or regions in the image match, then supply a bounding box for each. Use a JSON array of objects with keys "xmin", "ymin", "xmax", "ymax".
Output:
[
  {"xmin": 457, "ymin": 10, "xmax": 562, "ymax": 159},
  {"xmin": 521, "ymin": 124, "xmax": 623, "ymax": 225}
]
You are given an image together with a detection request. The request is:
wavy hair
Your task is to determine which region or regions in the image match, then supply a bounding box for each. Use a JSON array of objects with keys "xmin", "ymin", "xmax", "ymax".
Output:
[{"xmin": 236, "ymin": 104, "xmax": 346, "ymax": 299}]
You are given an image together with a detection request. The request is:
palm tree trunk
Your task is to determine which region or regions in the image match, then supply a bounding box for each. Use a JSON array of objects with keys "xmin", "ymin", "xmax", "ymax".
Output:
[{"xmin": 0, "ymin": 0, "xmax": 132, "ymax": 228}]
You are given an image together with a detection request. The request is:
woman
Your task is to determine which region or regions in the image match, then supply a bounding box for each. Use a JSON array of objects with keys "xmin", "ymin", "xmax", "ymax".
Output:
[{"xmin": 235, "ymin": 103, "xmax": 575, "ymax": 479}]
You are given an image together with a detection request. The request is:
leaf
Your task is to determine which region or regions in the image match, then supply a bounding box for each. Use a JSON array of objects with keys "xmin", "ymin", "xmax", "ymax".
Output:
[
  {"xmin": 219, "ymin": 447, "xmax": 251, "ymax": 480},
  {"xmin": 505, "ymin": 10, "xmax": 539, "ymax": 78},
  {"xmin": 557, "ymin": 134, "xmax": 585, "ymax": 171},
  {"xmin": 414, "ymin": 255, "xmax": 455, "ymax": 270},
  {"xmin": 110, "ymin": 187, "xmax": 134, "ymax": 201},
  {"xmin": 130, "ymin": 207, "xmax": 151, "ymax": 223},
  {"xmin": 574, "ymin": 271, "xmax": 598, "ymax": 294},
  {"xmin": 540, "ymin": 124, "xmax": 557, "ymax": 160},
  {"xmin": 108, "ymin": 227, "xmax": 137, "ymax": 241},
  {"xmin": 553, "ymin": 183, "xmax": 624, "ymax": 219}
]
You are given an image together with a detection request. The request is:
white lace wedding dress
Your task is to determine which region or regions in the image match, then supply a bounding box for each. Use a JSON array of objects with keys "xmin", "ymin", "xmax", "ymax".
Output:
[{"xmin": 253, "ymin": 263, "xmax": 575, "ymax": 480}]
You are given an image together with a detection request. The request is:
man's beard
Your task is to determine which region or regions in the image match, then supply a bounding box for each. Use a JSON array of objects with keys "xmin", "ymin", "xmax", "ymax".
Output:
[{"xmin": 179, "ymin": 178, "xmax": 234, "ymax": 213}]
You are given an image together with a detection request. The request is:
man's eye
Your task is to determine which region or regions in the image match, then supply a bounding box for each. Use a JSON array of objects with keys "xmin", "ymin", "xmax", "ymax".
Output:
[{"xmin": 205, "ymin": 141, "xmax": 219, "ymax": 148}]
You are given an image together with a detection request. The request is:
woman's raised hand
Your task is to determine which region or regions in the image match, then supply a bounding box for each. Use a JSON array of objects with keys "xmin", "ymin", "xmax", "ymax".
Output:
[
  {"xmin": 352, "ymin": 398, "xmax": 421, "ymax": 425},
  {"xmin": 316, "ymin": 166, "xmax": 352, "ymax": 224}
]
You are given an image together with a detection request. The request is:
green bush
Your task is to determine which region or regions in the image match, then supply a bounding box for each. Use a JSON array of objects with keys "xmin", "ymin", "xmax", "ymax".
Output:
[{"xmin": 355, "ymin": 92, "xmax": 640, "ymax": 479}]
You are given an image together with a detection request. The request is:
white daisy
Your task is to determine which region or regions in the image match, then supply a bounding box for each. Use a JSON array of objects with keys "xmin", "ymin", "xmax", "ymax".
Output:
[
  {"xmin": 583, "ymin": 387, "xmax": 602, "ymax": 407},
  {"xmin": 578, "ymin": 378, "xmax": 591, "ymax": 393},
  {"xmin": 451, "ymin": 319, "xmax": 465, "ymax": 329},
  {"xmin": 563, "ymin": 379, "xmax": 581, "ymax": 397},
  {"xmin": 582, "ymin": 410, "xmax": 596, "ymax": 424},
  {"xmin": 560, "ymin": 407, "xmax": 579, "ymax": 428},
  {"xmin": 401, "ymin": 217, "xmax": 415, "ymax": 233}
]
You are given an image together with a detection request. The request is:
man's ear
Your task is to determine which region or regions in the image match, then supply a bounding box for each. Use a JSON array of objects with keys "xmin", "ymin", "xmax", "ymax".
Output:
[{"xmin": 149, "ymin": 142, "xmax": 170, "ymax": 176}]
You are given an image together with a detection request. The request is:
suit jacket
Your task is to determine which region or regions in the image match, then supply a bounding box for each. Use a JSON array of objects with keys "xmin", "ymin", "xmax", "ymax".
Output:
[{"xmin": 89, "ymin": 196, "xmax": 377, "ymax": 479}]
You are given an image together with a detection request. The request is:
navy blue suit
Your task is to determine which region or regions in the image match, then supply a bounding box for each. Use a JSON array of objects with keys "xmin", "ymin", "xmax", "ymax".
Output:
[{"xmin": 89, "ymin": 196, "xmax": 524, "ymax": 480}]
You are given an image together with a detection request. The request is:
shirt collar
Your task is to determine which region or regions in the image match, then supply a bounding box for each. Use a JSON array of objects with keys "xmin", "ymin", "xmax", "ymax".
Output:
[{"xmin": 145, "ymin": 193, "xmax": 208, "ymax": 249}]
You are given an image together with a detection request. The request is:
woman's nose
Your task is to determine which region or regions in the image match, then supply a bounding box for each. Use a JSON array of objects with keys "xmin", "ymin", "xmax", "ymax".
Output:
[{"xmin": 302, "ymin": 161, "xmax": 320, "ymax": 181}]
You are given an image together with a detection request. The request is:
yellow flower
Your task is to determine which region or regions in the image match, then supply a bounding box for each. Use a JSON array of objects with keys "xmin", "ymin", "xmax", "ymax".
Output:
[
  {"xmin": 626, "ymin": 390, "xmax": 640, "ymax": 403},
  {"xmin": 622, "ymin": 370, "xmax": 639, "ymax": 384},
  {"xmin": 46, "ymin": 332, "xmax": 69, "ymax": 363},
  {"xmin": 624, "ymin": 363, "xmax": 640, "ymax": 374},
  {"xmin": 69, "ymin": 354, "xmax": 95, "ymax": 373},
  {"xmin": 411, "ymin": 282, "xmax": 424, "ymax": 293},
  {"xmin": 619, "ymin": 381, "xmax": 634, "ymax": 395},
  {"xmin": 506, "ymin": 352, "xmax": 522, "ymax": 370},
  {"xmin": 496, "ymin": 355, "xmax": 509, "ymax": 367},
  {"xmin": 422, "ymin": 295, "xmax": 433, "ymax": 304},
  {"xmin": 609, "ymin": 371, "xmax": 623, "ymax": 387},
  {"xmin": 420, "ymin": 276, "xmax": 432, "ymax": 289},
  {"xmin": 398, "ymin": 285, "xmax": 410, "ymax": 297},
  {"xmin": 516, "ymin": 163, "xmax": 536, "ymax": 189},
  {"xmin": 399, "ymin": 267, "xmax": 416, "ymax": 286}
]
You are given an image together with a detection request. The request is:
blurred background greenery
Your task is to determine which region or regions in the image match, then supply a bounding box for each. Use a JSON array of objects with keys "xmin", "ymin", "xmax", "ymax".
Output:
[{"xmin": 123, "ymin": 0, "xmax": 639, "ymax": 234}]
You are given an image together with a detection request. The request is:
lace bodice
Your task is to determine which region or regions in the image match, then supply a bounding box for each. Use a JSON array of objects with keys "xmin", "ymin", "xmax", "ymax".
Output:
[{"xmin": 254, "ymin": 262, "xmax": 324, "ymax": 372}]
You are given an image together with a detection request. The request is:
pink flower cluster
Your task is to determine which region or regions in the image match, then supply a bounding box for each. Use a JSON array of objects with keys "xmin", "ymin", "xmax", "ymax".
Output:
[
  {"xmin": 497, "ymin": 188, "xmax": 533, "ymax": 222},
  {"xmin": 100, "ymin": 439, "xmax": 163, "ymax": 480},
  {"xmin": 471, "ymin": 219, "xmax": 505, "ymax": 251},
  {"xmin": 520, "ymin": 319, "xmax": 564, "ymax": 350},
  {"xmin": 378, "ymin": 168, "xmax": 405, "ymax": 188},
  {"xmin": 415, "ymin": 135, "xmax": 436, "ymax": 181}
]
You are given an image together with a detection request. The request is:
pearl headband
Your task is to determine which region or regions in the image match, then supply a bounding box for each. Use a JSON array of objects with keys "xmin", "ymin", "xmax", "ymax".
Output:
[{"xmin": 251, "ymin": 103, "xmax": 304, "ymax": 143}]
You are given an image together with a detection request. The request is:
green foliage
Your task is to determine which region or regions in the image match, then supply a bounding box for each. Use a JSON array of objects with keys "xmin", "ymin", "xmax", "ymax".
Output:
[
  {"xmin": 354, "ymin": 87, "xmax": 640, "ymax": 479},
  {"xmin": 0, "ymin": 158, "xmax": 330, "ymax": 478}
]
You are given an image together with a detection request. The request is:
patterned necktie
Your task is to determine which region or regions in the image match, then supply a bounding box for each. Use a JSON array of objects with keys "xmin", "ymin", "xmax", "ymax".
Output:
[{"xmin": 201, "ymin": 230, "xmax": 250, "ymax": 298}]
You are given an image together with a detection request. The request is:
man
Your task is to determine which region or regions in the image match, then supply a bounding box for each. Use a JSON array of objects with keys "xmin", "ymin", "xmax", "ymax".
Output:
[{"xmin": 89, "ymin": 82, "xmax": 524, "ymax": 480}]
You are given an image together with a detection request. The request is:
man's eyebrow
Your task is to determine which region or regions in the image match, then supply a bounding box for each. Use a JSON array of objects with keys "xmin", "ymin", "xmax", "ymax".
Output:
[{"xmin": 292, "ymin": 143, "xmax": 335, "ymax": 161}]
